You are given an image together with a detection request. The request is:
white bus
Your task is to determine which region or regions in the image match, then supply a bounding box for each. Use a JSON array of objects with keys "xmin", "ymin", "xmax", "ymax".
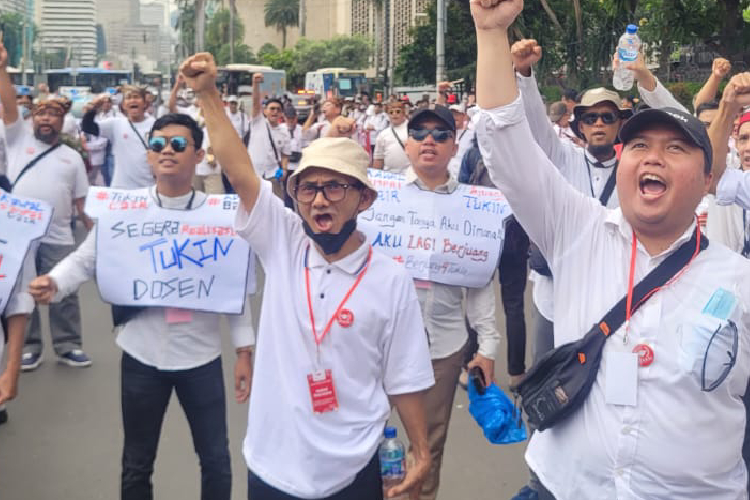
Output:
[
  {"xmin": 217, "ymin": 64, "xmax": 286, "ymax": 98},
  {"xmin": 304, "ymin": 68, "xmax": 367, "ymax": 99}
]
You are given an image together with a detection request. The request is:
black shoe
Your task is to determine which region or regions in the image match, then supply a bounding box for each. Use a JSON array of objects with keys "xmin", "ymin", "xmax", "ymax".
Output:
[{"xmin": 0, "ymin": 409, "xmax": 8, "ymax": 425}]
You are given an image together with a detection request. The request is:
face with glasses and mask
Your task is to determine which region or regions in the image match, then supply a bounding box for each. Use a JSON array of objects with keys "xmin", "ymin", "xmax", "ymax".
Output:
[
  {"xmin": 577, "ymin": 102, "xmax": 622, "ymax": 151},
  {"xmin": 292, "ymin": 167, "xmax": 375, "ymax": 236},
  {"xmin": 405, "ymin": 117, "xmax": 457, "ymax": 174},
  {"xmin": 146, "ymin": 124, "xmax": 204, "ymax": 184}
]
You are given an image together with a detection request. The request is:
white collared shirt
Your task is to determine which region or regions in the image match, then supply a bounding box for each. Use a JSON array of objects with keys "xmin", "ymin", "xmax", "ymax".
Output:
[
  {"xmin": 235, "ymin": 180, "xmax": 434, "ymax": 498},
  {"xmin": 403, "ymin": 167, "xmax": 501, "ymax": 360},
  {"xmin": 448, "ymin": 126, "xmax": 476, "ymax": 179},
  {"xmin": 475, "ymin": 95, "xmax": 750, "ymax": 500},
  {"xmin": 637, "ymin": 77, "xmax": 689, "ymax": 113},
  {"xmin": 373, "ymin": 121, "xmax": 410, "ymax": 173},
  {"xmin": 518, "ymin": 73, "xmax": 619, "ymax": 321},
  {"xmin": 96, "ymin": 115, "xmax": 156, "ymax": 189},
  {"xmin": 247, "ymin": 115, "xmax": 291, "ymax": 179},
  {"xmin": 48, "ymin": 187, "xmax": 255, "ymax": 370}
]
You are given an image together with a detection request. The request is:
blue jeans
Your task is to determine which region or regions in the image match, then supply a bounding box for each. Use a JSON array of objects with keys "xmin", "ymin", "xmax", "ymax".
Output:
[{"xmin": 120, "ymin": 352, "xmax": 231, "ymax": 500}]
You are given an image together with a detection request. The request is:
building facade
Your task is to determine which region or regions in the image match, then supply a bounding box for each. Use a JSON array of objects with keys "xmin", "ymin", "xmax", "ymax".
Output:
[{"xmin": 39, "ymin": 0, "xmax": 96, "ymax": 67}]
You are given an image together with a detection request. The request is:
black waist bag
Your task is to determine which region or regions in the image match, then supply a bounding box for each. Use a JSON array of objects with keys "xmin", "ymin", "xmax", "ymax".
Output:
[
  {"xmin": 512, "ymin": 230, "xmax": 707, "ymax": 431},
  {"xmin": 528, "ymin": 243, "xmax": 552, "ymax": 277}
]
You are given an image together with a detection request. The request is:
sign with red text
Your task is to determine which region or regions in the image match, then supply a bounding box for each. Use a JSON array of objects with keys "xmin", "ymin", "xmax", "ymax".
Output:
[
  {"xmin": 0, "ymin": 189, "xmax": 53, "ymax": 314},
  {"xmin": 359, "ymin": 170, "xmax": 511, "ymax": 287},
  {"xmin": 85, "ymin": 187, "xmax": 254, "ymax": 314}
]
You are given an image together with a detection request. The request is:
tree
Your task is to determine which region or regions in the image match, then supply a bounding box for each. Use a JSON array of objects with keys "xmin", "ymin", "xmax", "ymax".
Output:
[
  {"xmin": 0, "ymin": 12, "xmax": 26, "ymax": 68},
  {"xmin": 264, "ymin": 0, "xmax": 299, "ymax": 49},
  {"xmin": 205, "ymin": 8, "xmax": 254, "ymax": 65},
  {"xmin": 369, "ymin": 0, "xmax": 384, "ymax": 83}
]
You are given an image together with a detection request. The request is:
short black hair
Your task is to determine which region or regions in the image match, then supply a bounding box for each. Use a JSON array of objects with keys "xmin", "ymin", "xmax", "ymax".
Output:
[
  {"xmin": 696, "ymin": 100, "xmax": 720, "ymax": 118},
  {"xmin": 265, "ymin": 98, "xmax": 283, "ymax": 109},
  {"xmin": 563, "ymin": 88, "xmax": 578, "ymax": 102},
  {"xmin": 149, "ymin": 113, "xmax": 204, "ymax": 148}
]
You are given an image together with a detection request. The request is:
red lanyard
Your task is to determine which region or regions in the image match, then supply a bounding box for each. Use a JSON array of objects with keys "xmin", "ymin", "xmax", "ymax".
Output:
[
  {"xmin": 623, "ymin": 222, "xmax": 702, "ymax": 343},
  {"xmin": 304, "ymin": 246, "xmax": 372, "ymax": 347}
]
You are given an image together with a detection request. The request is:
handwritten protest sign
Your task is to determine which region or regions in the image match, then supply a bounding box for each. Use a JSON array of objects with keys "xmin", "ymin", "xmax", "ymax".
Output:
[
  {"xmin": 85, "ymin": 187, "xmax": 254, "ymax": 314},
  {"xmin": 358, "ymin": 170, "xmax": 512, "ymax": 287},
  {"xmin": 0, "ymin": 190, "xmax": 53, "ymax": 314}
]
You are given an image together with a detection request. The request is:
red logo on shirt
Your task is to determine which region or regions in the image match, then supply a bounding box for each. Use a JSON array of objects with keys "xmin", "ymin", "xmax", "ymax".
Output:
[
  {"xmin": 123, "ymin": 133, "xmax": 129, "ymax": 139},
  {"xmin": 25, "ymin": 147, "xmax": 35, "ymax": 155},
  {"xmin": 337, "ymin": 308, "xmax": 354, "ymax": 328}
]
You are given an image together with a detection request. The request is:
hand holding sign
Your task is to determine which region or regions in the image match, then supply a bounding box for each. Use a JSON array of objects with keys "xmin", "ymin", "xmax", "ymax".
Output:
[
  {"xmin": 180, "ymin": 53, "xmax": 218, "ymax": 95},
  {"xmin": 28, "ymin": 275, "xmax": 58, "ymax": 304}
]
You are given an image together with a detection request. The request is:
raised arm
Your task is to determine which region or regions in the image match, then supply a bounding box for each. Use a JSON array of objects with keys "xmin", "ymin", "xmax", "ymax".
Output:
[
  {"xmin": 628, "ymin": 53, "xmax": 688, "ymax": 112},
  {"xmin": 0, "ymin": 37, "xmax": 19, "ymax": 125},
  {"xmin": 181, "ymin": 53, "xmax": 260, "ymax": 213},
  {"xmin": 708, "ymin": 73, "xmax": 750, "ymax": 195},
  {"xmin": 251, "ymin": 73, "xmax": 263, "ymax": 118},
  {"xmin": 168, "ymin": 74, "xmax": 183, "ymax": 114},
  {"xmin": 694, "ymin": 58, "xmax": 731, "ymax": 110}
]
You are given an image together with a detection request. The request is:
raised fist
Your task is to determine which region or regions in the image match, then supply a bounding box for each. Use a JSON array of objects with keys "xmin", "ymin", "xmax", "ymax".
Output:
[
  {"xmin": 253, "ymin": 73, "xmax": 264, "ymax": 85},
  {"xmin": 511, "ymin": 39, "xmax": 541, "ymax": 77},
  {"xmin": 722, "ymin": 72, "xmax": 750, "ymax": 110},
  {"xmin": 712, "ymin": 58, "xmax": 731, "ymax": 79},
  {"xmin": 179, "ymin": 53, "xmax": 218, "ymax": 94},
  {"xmin": 470, "ymin": 0, "xmax": 524, "ymax": 31},
  {"xmin": 437, "ymin": 81, "xmax": 451, "ymax": 94},
  {"xmin": 28, "ymin": 275, "xmax": 58, "ymax": 304}
]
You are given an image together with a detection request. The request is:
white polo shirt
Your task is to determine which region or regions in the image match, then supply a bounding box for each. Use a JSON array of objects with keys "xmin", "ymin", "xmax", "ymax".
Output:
[
  {"xmin": 476, "ymin": 95, "xmax": 750, "ymax": 500},
  {"xmin": 247, "ymin": 115, "xmax": 291, "ymax": 179},
  {"xmin": 373, "ymin": 121, "xmax": 410, "ymax": 173},
  {"xmin": 96, "ymin": 115, "xmax": 156, "ymax": 189},
  {"xmin": 235, "ymin": 180, "xmax": 434, "ymax": 499}
]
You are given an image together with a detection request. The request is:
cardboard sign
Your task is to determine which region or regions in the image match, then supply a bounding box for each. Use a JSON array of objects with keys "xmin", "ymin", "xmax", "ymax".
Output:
[
  {"xmin": 0, "ymin": 189, "xmax": 53, "ymax": 314},
  {"xmin": 358, "ymin": 170, "xmax": 512, "ymax": 287},
  {"xmin": 85, "ymin": 187, "xmax": 254, "ymax": 314}
]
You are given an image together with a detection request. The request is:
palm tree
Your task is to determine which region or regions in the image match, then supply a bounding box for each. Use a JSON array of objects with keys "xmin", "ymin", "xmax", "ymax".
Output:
[
  {"xmin": 195, "ymin": 0, "xmax": 206, "ymax": 52},
  {"xmin": 299, "ymin": 0, "xmax": 307, "ymax": 37},
  {"xmin": 264, "ymin": 0, "xmax": 299, "ymax": 49}
]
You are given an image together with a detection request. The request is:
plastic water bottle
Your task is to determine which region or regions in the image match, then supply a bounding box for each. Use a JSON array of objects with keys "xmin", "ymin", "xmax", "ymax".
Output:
[
  {"xmin": 613, "ymin": 24, "xmax": 641, "ymax": 91},
  {"xmin": 379, "ymin": 426, "xmax": 408, "ymax": 499}
]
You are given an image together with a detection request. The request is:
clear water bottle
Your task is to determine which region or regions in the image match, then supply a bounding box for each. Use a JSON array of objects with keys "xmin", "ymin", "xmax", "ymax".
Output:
[
  {"xmin": 379, "ymin": 426, "xmax": 408, "ymax": 499},
  {"xmin": 613, "ymin": 24, "xmax": 641, "ymax": 91}
]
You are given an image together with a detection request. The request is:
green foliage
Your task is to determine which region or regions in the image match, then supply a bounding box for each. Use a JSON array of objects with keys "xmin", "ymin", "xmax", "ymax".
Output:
[
  {"xmin": 258, "ymin": 36, "xmax": 372, "ymax": 90},
  {"xmin": 540, "ymin": 86, "xmax": 563, "ymax": 103},
  {"xmin": 264, "ymin": 0, "xmax": 299, "ymax": 48},
  {"xmin": 205, "ymin": 8, "xmax": 254, "ymax": 65},
  {"xmin": 663, "ymin": 81, "xmax": 705, "ymax": 108},
  {"xmin": 0, "ymin": 12, "xmax": 32, "ymax": 68}
]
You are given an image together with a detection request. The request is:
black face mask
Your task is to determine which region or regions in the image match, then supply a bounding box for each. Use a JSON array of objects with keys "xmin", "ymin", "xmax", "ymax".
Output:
[{"xmin": 303, "ymin": 218, "xmax": 358, "ymax": 255}]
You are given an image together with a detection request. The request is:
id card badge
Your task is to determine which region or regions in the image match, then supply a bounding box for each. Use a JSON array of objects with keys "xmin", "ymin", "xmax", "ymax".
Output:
[
  {"xmin": 307, "ymin": 369, "xmax": 339, "ymax": 414},
  {"xmin": 165, "ymin": 308, "xmax": 193, "ymax": 324},
  {"xmin": 604, "ymin": 351, "xmax": 638, "ymax": 406}
]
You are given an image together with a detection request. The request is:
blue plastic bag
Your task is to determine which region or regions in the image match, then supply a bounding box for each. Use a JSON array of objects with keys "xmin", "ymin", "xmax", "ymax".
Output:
[{"xmin": 468, "ymin": 381, "xmax": 527, "ymax": 444}]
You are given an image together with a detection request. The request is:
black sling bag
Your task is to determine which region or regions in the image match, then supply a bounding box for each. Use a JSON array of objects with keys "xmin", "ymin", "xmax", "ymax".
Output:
[{"xmin": 512, "ymin": 229, "xmax": 708, "ymax": 431}]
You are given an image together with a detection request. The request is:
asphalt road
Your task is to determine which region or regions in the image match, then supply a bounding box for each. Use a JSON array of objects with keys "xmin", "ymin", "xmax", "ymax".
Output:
[{"xmin": 0, "ymin": 236, "xmax": 533, "ymax": 500}]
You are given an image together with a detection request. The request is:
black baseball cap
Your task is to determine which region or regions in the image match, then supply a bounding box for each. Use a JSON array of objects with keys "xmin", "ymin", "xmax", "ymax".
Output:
[
  {"xmin": 618, "ymin": 107, "xmax": 713, "ymax": 172},
  {"xmin": 408, "ymin": 104, "xmax": 456, "ymax": 133}
]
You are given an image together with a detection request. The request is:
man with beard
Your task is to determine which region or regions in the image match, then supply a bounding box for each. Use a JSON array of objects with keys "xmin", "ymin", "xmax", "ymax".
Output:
[
  {"xmin": 0, "ymin": 39, "xmax": 93, "ymax": 371},
  {"xmin": 81, "ymin": 86, "xmax": 156, "ymax": 189}
]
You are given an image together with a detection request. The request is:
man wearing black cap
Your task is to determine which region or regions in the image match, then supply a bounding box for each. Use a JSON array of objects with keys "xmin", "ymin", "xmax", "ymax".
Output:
[
  {"xmin": 403, "ymin": 104, "xmax": 500, "ymax": 500},
  {"xmin": 472, "ymin": 2, "xmax": 750, "ymax": 499}
]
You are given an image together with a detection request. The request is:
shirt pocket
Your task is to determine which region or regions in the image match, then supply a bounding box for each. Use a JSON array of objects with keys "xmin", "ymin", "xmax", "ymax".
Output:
[{"xmin": 678, "ymin": 313, "xmax": 739, "ymax": 392}]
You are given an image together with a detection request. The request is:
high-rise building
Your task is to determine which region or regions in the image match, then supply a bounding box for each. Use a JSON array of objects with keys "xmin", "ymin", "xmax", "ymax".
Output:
[
  {"xmin": 96, "ymin": 0, "xmax": 139, "ymax": 27},
  {"xmin": 39, "ymin": 0, "xmax": 96, "ymax": 67},
  {"xmin": 140, "ymin": 1, "xmax": 167, "ymax": 27},
  {"xmin": 0, "ymin": 0, "xmax": 27, "ymax": 15}
]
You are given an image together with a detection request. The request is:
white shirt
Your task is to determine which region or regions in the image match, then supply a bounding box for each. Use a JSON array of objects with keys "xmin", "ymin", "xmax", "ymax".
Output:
[
  {"xmin": 4, "ymin": 117, "xmax": 88, "ymax": 245},
  {"xmin": 97, "ymin": 115, "xmax": 156, "ymax": 189},
  {"xmin": 247, "ymin": 115, "xmax": 291, "ymax": 178},
  {"xmin": 448, "ymin": 127, "xmax": 476, "ymax": 179},
  {"xmin": 236, "ymin": 180, "xmax": 434, "ymax": 498},
  {"xmin": 302, "ymin": 117, "xmax": 332, "ymax": 142},
  {"xmin": 226, "ymin": 108, "xmax": 249, "ymax": 139},
  {"xmin": 195, "ymin": 128, "xmax": 219, "ymax": 176},
  {"xmin": 48, "ymin": 187, "xmax": 255, "ymax": 370},
  {"xmin": 552, "ymin": 123, "xmax": 579, "ymax": 147},
  {"xmin": 363, "ymin": 112, "xmax": 389, "ymax": 144},
  {"xmin": 476, "ymin": 95, "xmax": 750, "ymax": 500},
  {"xmin": 518, "ymin": 73, "xmax": 619, "ymax": 321},
  {"xmin": 62, "ymin": 114, "xmax": 79, "ymax": 137},
  {"xmin": 404, "ymin": 168, "xmax": 501, "ymax": 360},
  {"xmin": 286, "ymin": 123, "xmax": 303, "ymax": 171},
  {"xmin": 373, "ymin": 121, "xmax": 410, "ymax": 173},
  {"xmin": 637, "ymin": 78, "xmax": 689, "ymax": 113},
  {"xmin": 0, "ymin": 246, "xmax": 36, "ymax": 361}
]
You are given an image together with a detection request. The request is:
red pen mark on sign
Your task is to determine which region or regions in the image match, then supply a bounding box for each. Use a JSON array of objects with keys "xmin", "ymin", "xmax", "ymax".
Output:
[
  {"xmin": 208, "ymin": 198, "xmax": 219, "ymax": 206},
  {"xmin": 0, "ymin": 254, "xmax": 6, "ymax": 279},
  {"xmin": 96, "ymin": 191, "xmax": 108, "ymax": 200}
]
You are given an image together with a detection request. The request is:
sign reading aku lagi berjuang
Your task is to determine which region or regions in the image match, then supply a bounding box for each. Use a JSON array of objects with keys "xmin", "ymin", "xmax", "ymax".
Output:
[
  {"xmin": 0, "ymin": 190, "xmax": 53, "ymax": 314},
  {"xmin": 358, "ymin": 169, "xmax": 512, "ymax": 287},
  {"xmin": 85, "ymin": 187, "xmax": 255, "ymax": 314}
]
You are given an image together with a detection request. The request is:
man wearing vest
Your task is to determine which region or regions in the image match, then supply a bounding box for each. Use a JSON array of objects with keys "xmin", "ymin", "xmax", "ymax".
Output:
[
  {"xmin": 28, "ymin": 113, "xmax": 255, "ymax": 500},
  {"xmin": 81, "ymin": 86, "xmax": 156, "ymax": 189},
  {"xmin": 403, "ymin": 104, "xmax": 501, "ymax": 500},
  {"xmin": 0, "ymin": 41, "xmax": 93, "ymax": 371},
  {"xmin": 473, "ymin": 2, "xmax": 750, "ymax": 498},
  {"xmin": 180, "ymin": 52, "xmax": 435, "ymax": 500}
]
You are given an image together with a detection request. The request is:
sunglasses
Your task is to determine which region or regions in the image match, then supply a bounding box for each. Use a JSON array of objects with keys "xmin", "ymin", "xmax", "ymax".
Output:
[
  {"xmin": 408, "ymin": 128, "xmax": 454, "ymax": 143},
  {"xmin": 148, "ymin": 136, "xmax": 190, "ymax": 153},
  {"xmin": 580, "ymin": 112, "xmax": 619, "ymax": 125}
]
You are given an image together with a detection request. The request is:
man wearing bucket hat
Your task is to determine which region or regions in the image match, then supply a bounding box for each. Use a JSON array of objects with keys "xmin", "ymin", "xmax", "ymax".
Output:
[
  {"xmin": 179, "ymin": 52, "xmax": 435, "ymax": 500},
  {"xmin": 548, "ymin": 101, "xmax": 580, "ymax": 147},
  {"xmin": 472, "ymin": 2, "xmax": 750, "ymax": 499}
]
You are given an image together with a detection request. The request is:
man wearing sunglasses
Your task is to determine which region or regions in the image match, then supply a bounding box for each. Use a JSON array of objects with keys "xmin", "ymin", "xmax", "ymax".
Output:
[
  {"xmin": 403, "ymin": 104, "xmax": 501, "ymax": 500},
  {"xmin": 28, "ymin": 112, "xmax": 255, "ymax": 500},
  {"xmin": 179, "ymin": 52, "xmax": 434, "ymax": 500},
  {"xmin": 0, "ymin": 39, "xmax": 93, "ymax": 372},
  {"xmin": 372, "ymin": 101, "xmax": 410, "ymax": 172}
]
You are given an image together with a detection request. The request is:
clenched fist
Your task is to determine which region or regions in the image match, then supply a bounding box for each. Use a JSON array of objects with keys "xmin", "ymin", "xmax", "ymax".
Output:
[
  {"xmin": 470, "ymin": 0, "xmax": 524, "ymax": 31},
  {"xmin": 179, "ymin": 53, "xmax": 218, "ymax": 94},
  {"xmin": 511, "ymin": 39, "xmax": 541, "ymax": 77}
]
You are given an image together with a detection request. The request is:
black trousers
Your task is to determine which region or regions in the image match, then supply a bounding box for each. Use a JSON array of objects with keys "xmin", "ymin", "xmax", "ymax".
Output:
[
  {"xmin": 120, "ymin": 353, "xmax": 231, "ymax": 500},
  {"xmin": 464, "ymin": 218, "xmax": 530, "ymax": 376},
  {"xmin": 247, "ymin": 453, "xmax": 383, "ymax": 500}
]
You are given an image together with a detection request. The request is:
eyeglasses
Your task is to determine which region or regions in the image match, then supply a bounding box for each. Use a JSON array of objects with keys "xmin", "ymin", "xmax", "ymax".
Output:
[
  {"xmin": 148, "ymin": 136, "xmax": 190, "ymax": 153},
  {"xmin": 580, "ymin": 112, "xmax": 619, "ymax": 125},
  {"xmin": 294, "ymin": 182, "xmax": 360, "ymax": 203},
  {"xmin": 408, "ymin": 128, "xmax": 454, "ymax": 143},
  {"xmin": 33, "ymin": 108, "xmax": 63, "ymax": 118}
]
